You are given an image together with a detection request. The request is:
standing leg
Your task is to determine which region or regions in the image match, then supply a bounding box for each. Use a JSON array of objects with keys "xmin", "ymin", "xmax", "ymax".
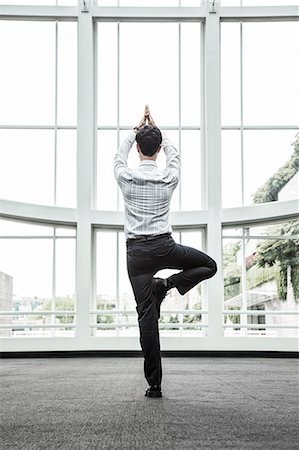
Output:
[{"xmin": 127, "ymin": 269, "xmax": 162, "ymax": 387}]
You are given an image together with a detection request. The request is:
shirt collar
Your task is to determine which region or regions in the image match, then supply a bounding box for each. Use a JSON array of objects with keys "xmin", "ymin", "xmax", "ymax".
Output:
[{"xmin": 139, "ymin": 160, "xmax": 157, "ymax": 167}]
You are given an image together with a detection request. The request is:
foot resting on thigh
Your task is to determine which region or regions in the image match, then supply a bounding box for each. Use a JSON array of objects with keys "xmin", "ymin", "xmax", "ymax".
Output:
[{"xmin": 152, "ymin": 277, "xmax": 169, "ymax": 304}]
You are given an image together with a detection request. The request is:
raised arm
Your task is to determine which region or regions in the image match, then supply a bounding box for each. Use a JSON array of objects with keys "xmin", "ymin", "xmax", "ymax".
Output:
[
  {"xmin": 114, "ymin": 107, "xmax": 148, "ymax": 182},
  {"xmin": 147, "ymin": 106, "xmax": 180, "ymax": 182}
]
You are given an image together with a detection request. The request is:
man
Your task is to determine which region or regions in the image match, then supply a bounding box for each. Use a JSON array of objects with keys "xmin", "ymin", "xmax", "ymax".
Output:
[{"xmin": 114, "ymin": 106, "xmax": 217, "ymax": 398}]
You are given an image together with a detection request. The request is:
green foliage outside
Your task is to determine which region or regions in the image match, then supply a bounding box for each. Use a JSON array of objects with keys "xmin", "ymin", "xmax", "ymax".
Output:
[
  {"xmin": 253, "ymin": 133, "xmax": 299, "ymax": 203},
  {"xmin": 223, "ymin": 132, "xmax": 299, "ymax": 308},
  {"xmin": 254, "ymin": 221, "xmax": 299, "ymax": 301},
  {"xmin": 28, "ymin": 295, "xmax": 75, "ymax": 328}
]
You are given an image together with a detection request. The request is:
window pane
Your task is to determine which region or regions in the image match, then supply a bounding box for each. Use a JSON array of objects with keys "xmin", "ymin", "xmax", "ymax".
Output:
[
  {"xmin": 0, "ymin": 218, "xmax": 53, "ymax": 237},
  {"xmin": 0, "ymin": 0, "xmax": 55, "ymax": 5},
  {"xmin": 181, "ymin": 22, "xmax": 201, "ymax": 126},
  {"xmin": 0, "ymin": 130, "xmax": 55, "ymax": 205},
  {"xmin": 0, "ymin": 20, "xmax": 55, "ymax": 125},
  {"xmin": 96, "ymin": 231, "xmax": 117, "ymax": 306},
  {"xmin": 56, "ymin": 130, "xmax": 77, "ymax": 208},
  {"xmin": 181, "ymin": 130, "xmax": 201, "ymax": 210},
  {"xmin": 118, "ymin": 232, "xmax": 136, "ymax": 332},
  {"xmin": 243, "ymin": 130, "xmax": 297, "ymax": 205},
  {"xmin": 119, "ymin": 23, "xmax": 179, "ymax": 126},
  {"xmin": 95, "ymin": 231, "xmax": 117, "ymax": 335},
  {"xmin": 55, "ymin": 238, "xmax": 76, "ymax": 311},
  {"xmin": 0, "ymin": 238, "xmax": 53, "ymax": 337},
  {"xmin": 57, "ymin": 21, "xmax": 77, "ymax": 126},
  {"xmin": 118, "ymin": 0, "xmax": 179, "ymax": 5},
  {"xmin": 243, "ymin": 22, "xmax": 299, "ymax": 126},
  {"xmin": 97, "ymin": 23, "xmax": 118, "ymax": 126},
  {"xmin": 222, "ymin": 238, "xmax": 242, "ymax": 311},
  {"xmin": 221, "ymin": 130, "xmax": 242, "ymax": 207},
  {"xmin": 242, "ymin": 0, "xmax": 299, "ymax": 5},
  {"xmin": 97, "ymin": 131, "xmax": 118, "ymax": 210},
  {"xmin": 245, "ymin": 231, "xmax": 298, "ymax": 338},
  {"xmin": 221, "ymin": 22, "xmax": 241, "ymax": 126}
]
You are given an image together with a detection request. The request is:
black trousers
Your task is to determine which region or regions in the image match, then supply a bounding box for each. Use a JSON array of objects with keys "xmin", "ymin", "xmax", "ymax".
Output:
[{"xmin": 126, "ymin": 233, "xmax": 217, "ymax": 387}]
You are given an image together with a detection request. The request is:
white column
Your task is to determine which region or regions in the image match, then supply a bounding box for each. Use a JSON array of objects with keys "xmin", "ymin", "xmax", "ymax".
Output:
[
  {"xmin": 204, "ymin": 6, "xmax": 224, "ymax": 341},
  {"xmin": 75, "ymin": 8, "xmax": 95, "ymax": 340}
]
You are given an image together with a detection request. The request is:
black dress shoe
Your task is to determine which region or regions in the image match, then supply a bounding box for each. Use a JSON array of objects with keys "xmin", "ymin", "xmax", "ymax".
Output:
[
  {"xmin": 145, "ymin": 385, "xmax": 162, "ymax": 398},
  {"xmin": 152, "ymin": 278, "xmax": 168, "ymax": 304}
]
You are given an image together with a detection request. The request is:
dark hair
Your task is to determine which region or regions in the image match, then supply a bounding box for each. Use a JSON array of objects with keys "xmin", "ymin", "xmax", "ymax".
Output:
[{"xmin": 136, "ymin": 126, "xmax": 162, "ymax": 157}]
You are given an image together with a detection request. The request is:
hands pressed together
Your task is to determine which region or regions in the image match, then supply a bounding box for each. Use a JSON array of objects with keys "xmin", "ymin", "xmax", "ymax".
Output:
[{"xmin": 133, "ymin": 105, "xmax": 157, "ymax": 134}]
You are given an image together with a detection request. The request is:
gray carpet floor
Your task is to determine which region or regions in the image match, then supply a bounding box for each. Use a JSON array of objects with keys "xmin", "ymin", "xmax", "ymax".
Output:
[{"xmin": 0, "ymin": 357, "xmax": 298, "ymax": 449}]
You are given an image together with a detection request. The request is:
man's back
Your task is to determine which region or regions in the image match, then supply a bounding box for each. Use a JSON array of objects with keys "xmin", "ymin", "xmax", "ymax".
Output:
[{"xmin": 114, "ymin": 131, "xmax": 180, "ymax": 238}]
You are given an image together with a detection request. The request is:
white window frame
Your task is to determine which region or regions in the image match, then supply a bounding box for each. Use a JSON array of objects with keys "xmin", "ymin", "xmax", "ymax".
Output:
[{"xmin": 0, "ymin": 2, "xmax": 298, "ymax": 352}]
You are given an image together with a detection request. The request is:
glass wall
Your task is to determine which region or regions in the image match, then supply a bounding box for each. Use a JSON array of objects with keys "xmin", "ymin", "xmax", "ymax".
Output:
[
  {"xmin": 96, "ymin": 21, "xmax": 202, "ymax": 211},
  {"xmin": 223, "ymin": 220, "xmax": 299, "ymax": 337},
  {"xmin": 221, "ymin": 21, "xmax": 299, "ymax": 207},
  {"xmin": 94, "ymin": 229, "xmax": 206, "ymax": 336},
  {"xmin": 0, "ymin": 19, "xmax": 77, "ymax": 207},
  {"xmin": 0, "ymin": 218, "xmax": 76, "ymax": 337},
  {"xmin": 0, "ymin": 3, "xmax": 298, "ymax": 349}
]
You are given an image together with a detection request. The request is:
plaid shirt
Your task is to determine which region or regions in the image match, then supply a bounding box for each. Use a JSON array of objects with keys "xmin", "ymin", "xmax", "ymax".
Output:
[{"xmin": 114, "ymin": 131, "xmax": 180, "ymax": 239}]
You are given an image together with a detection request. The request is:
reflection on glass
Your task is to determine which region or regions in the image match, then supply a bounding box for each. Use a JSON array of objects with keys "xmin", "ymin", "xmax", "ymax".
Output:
[
  {"xmin": 57, "ymin": 21, "xmax": 77, "ymax": 126},
  {"xmin": 243, "ymin": 22, "xmax": 299, "ymax": 126},
  {"xmin": 0, "ymin": 20, "xmax": 55, "ymax": 125},
  {"xmin": 221, "ymin": 131, "xmax": 242, "ymax": 207},
  {"xmin": 181, "ymin": 22, "xmax": 201, "ymax": 126},
  {"xmin": 56, "ymin": 130, "xmax": 76, "ymax": 207},
  {"xmin": 181, "ymin": 130, "xmax": 201, "ymax": 210},
  {"xmin": 119, "ymin": 23, "xmax": 179, "ymax": 126},
  {"xmin": 0, "ymin": 130, "xmax": 55, "ymax": 205},
  {"xmin": 221, "ymin": 22, "xmax": 241, "ymax": 126},
  {"xmin": 243, "ymin": 130, "xmax": 296, "ymax": 205}
]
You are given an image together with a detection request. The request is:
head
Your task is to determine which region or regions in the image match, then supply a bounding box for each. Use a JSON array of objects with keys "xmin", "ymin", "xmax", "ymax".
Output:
[{"xmin": 136, "ymin": 126, "xmax": 162, "ymax": 160}]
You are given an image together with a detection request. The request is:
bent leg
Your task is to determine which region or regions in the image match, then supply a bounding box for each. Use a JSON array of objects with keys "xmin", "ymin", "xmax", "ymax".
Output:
[{"xmin": 163, "ymin": 240, "xmax": 217, "ymax": 296}]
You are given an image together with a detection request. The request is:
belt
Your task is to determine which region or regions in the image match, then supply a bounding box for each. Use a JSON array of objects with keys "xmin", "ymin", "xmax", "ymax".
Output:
[{"xmin": 127, "ymin": 232, "xmax": 171, "ymax": 243}]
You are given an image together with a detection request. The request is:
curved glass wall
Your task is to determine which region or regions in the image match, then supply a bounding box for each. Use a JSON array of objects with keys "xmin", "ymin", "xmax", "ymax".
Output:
[{"xmin": 0, "ymin": 1, "xmax": 298, "ymax": 351}]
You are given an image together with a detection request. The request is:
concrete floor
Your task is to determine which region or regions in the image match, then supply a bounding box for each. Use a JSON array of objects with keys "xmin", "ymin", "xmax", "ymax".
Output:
[{"xmin": 1, "ymin": 357, "xmax": 298, "ymax": 449}]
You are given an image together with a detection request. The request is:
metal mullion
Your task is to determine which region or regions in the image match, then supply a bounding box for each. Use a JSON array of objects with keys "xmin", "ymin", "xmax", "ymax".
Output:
[
  {"xmin": 0, "ymin": 125, "xmax": 76, "ymax": 129},
  {"xmin": 241, "ymin": 226, "xmax": 247, "ymax": 336},
  {"xmin": 0, "ymin": 236, "xmax": 75, "ymax": 239},
  {"xmin": 221, "ymin": 125, "xmax": 299, "ymax": 130},
  {"xmin": 51, "ymin": 227, "xmax": 57, "ymax": 337},
  {"xmin": 116, "ymin": 231, "xmax": 120, "ymax": 335},
  {"xmin": 93, "ymin": 21, "xmax": 98, "ymax": 210},
  {"xmin": 178, "ymin": 21, "xmax": 182, "ymax": 211},
  {"xmin": 200, "ymin": 20, "xmax": 206, "ymax": 211},
  {"xmin": 240, "ymin": 20, "xmax": 244, "ymax": 207},
  {"xmin": 117, "ymin": 21, "xmax": 120, "ymax": 211},
  {"xmin": 223, "ymin": 310, "xmax": 299, "ymax": 316},
  {"xmin": 97, "ymin": 125, "xmax": 201, "ymax": 130},
  {"xmin": 90, "ymin": 227, "xmax": 96, "ymax": 337},
  {"xmin": 54, "ymin": 20, "xmax": 58, "ymax": 207}
]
